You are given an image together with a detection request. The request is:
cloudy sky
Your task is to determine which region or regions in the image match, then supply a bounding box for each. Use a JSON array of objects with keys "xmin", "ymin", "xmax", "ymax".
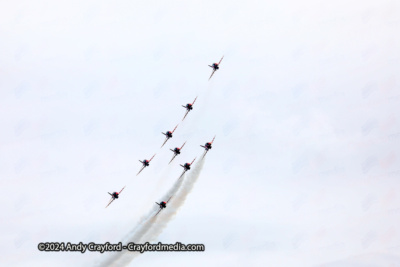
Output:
[{"xmin": 1, "ymin": 0, "xmax": 400, "ymax": 266}]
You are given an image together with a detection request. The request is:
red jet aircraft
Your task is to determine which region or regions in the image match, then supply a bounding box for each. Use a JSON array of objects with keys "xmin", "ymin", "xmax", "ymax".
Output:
[
  {"xmin": 154, "ymin": 195, "xmax": 173, "ymax": 216},
  {"xmin": 106, "ymin": 186, "xmax": 125, "ymax": 208},
  {"xmin": 161, "ymin": 125, "xmax": 178, "ymax": 147},
  {"xmin": 201, "ymin": 136, "xmax": 215, "ymax": 158},
  {"xmin": 137, "ymin": 154, "xmax": 156, "ymax": 175},
  {"xmin": 208, "ymin": 56, "xmax": 224, "ymax": 80},
  {"xmin": 182, "ymin": 97, "xmax": 197, "ymax": 121},
  {"xmin": 179, "ymin": 158, "xmax": 196, "ymax": 178},
  {"xmin": 169, "ymin": 141, "xmax": 186, "ymax": 164}
]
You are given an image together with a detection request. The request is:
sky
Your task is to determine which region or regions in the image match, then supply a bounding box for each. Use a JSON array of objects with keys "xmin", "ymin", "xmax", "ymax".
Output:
[{"xmin": 1, "ymin": 0, "xmax": 400, "ymax": 266}]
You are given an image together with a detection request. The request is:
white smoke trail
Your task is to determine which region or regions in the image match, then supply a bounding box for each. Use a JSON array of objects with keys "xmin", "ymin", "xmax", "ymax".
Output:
[
  {"xmin": 98, "ymin": 157, "xmax": 205, "ymax": 267},
  {"xmin": 123, "ymin": 158, "xmax": 205, "ymax": 263},
  {"xmin": 139, "ymin": 158, "xmax": 205, "ymax": 243},
  {"xmin": 126, "ymin": 175, "xmax": 185, "ymax": 243},
  {"xmin": 98, "ymin": 174, "xmax": 185, "ymax": 267}
]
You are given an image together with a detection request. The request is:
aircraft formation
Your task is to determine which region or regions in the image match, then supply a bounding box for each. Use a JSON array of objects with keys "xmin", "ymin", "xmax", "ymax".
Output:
[{"xmin": 106, "ymin": 56, "xmax": 223, "ymax": 215}]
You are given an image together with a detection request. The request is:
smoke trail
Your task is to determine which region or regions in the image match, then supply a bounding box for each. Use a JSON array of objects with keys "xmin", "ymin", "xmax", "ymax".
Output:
[
  {"xmin": 123, "ymin": 158, "xmax": 205, "ymax": 264},
  {"xmin": 98, "ymin": 174, "xmax": 185, "ymax": 267},
  {"xmin": 127, "ymin": 176, "xmax": 185, "ymax": 243},
  {"xmin": 139, "ymin": 158, "xmax": 205, "ymax": 243},
  {"xmin": 98, "ymin": 158, "xmax": 205, "ymax": 267}
]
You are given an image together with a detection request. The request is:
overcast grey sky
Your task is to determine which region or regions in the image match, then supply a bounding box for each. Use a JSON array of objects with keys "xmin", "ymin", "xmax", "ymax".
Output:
[{"xmin": 1, "ymin": 0, "xmax": 400, "ymax": 266}]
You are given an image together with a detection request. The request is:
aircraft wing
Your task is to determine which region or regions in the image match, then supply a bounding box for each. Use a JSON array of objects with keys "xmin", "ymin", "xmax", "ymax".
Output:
[
  {"xmin": 149, "ymin": 154, "xmax": 156, "ymax": 162},
  {"xmin": 172, "ymin": 124, "xmax": 178, "ymax": 133},
  {"xmin": 218, "ymin": 56, "xmax": 224, "ymax": 64},
  {"xmin": 105, "ymin": 198, "xmax": 114, "ymax": 208},
  {"xmin": 119, "ymin": 186, "xmax": 126, "ymax": 194},
  {"xmin": 166, "ymin": 195, "xmax": 173, "ymax": 203},
  {"xmin": 192, "ymin": 96, "xmax": 198, "ymax": 105},
  {"xmin": 182, "ymin": 110, "xmax": 190, "ymax": 121},
  {"xmin": 137, "ymin": 166, "xmax": 145, "ymax": 176},
  {"xmin": 208, "ymin": 69, "xmax": 216, "ymax": 80},
  {"xmin": 181, "ymin": 141, "xmax": 186, "ymax": 150},
  {"xmin": 154, "ymin": 208, "xmax": 162, "ymax": 217},
  {"xmin": 211, "ymin": 136, "xmax": 216, "ymax": 144},
  {"xmin": 161, "ymin": 137, "xmax": 168, "ymax": 148},
  {"xmin": 179, "ymin": 170, "xmax": 186, "ymax": 179},
  {"xmin": 169, "ymin": 154, "xmax": 176, "ymax": 164}
]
